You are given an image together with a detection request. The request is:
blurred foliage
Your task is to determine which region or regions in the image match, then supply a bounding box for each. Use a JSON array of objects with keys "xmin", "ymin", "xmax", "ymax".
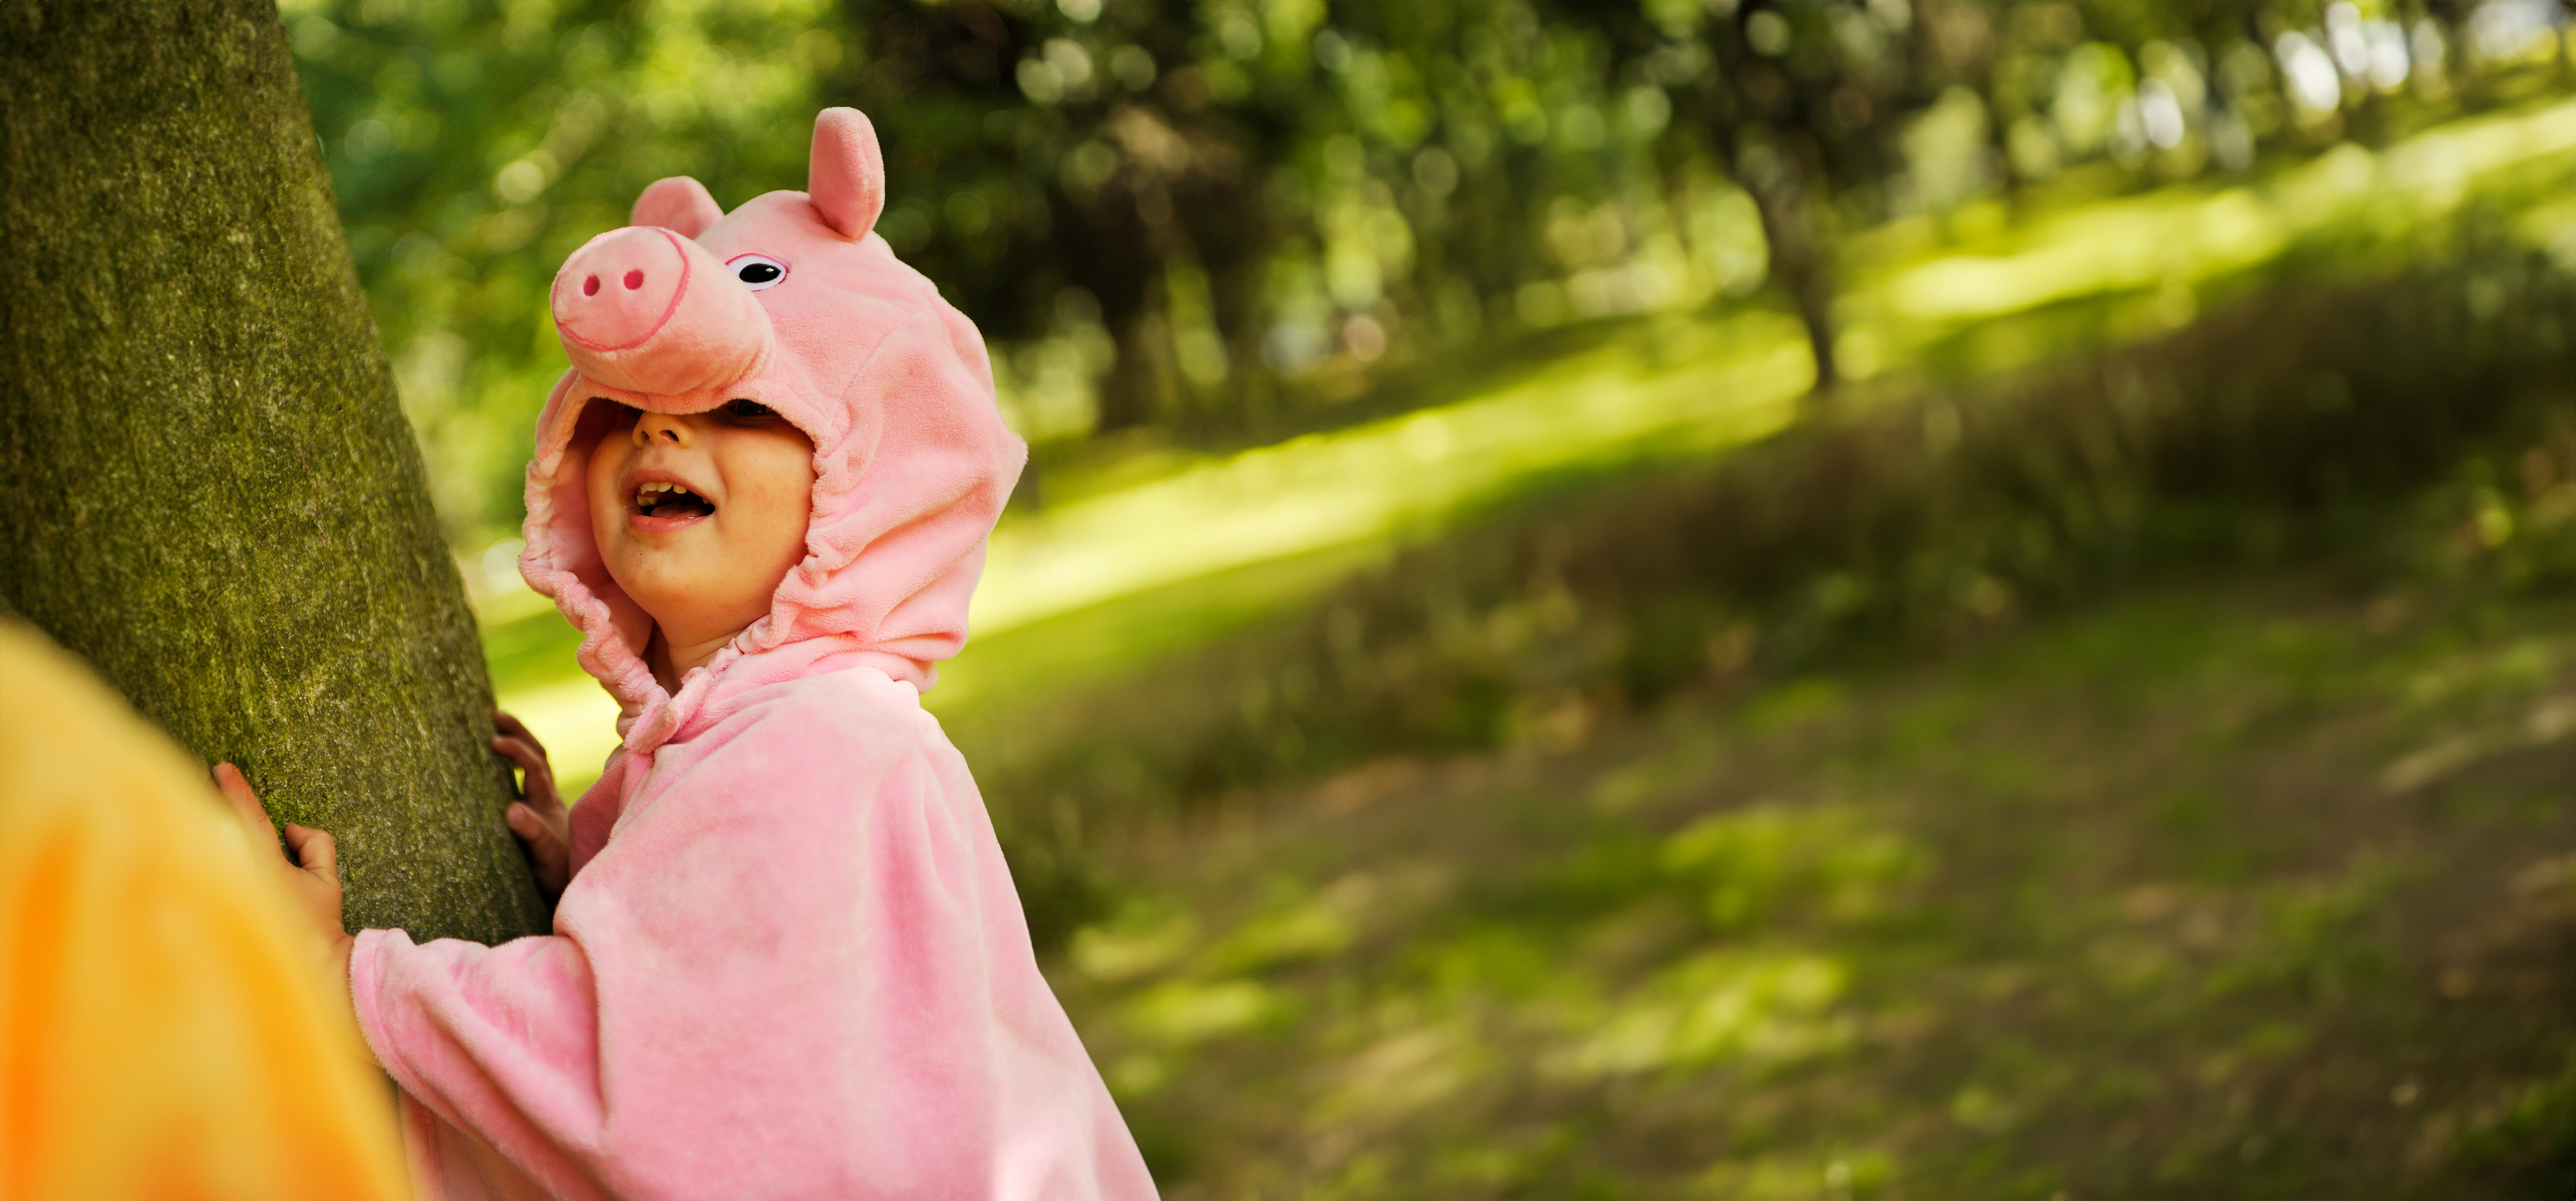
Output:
[{"xmin": 283, "ymin": 0, "xmax": 2575, "ymax": 547}]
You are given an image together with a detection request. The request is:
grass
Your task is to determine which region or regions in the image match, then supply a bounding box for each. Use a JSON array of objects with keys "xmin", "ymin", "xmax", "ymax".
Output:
[{"xmin": 1052, "ymin": 578, "xmax": 2576, "ymax": 1198}]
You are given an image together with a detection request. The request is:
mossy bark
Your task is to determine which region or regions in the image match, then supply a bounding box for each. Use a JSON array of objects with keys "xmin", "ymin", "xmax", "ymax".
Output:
[{"xmin": 0, "ymin": 0, "xmax": 549, "ymax": 944}]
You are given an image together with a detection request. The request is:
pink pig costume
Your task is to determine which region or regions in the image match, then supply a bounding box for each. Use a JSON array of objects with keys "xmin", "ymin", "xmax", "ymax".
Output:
[{"xmin": 347, "ymin": 109, "xmax": 1158, "ymax": 1201}]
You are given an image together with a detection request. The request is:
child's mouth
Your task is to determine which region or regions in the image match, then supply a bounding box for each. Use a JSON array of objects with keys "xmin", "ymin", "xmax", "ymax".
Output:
[{"xmin": 632, "ymin": 481, "xmax": 716, "ymax": 522}]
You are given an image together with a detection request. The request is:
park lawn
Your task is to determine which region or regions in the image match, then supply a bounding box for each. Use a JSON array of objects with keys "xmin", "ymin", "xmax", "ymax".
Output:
[{"xmin": 1048, "ymin": 574, "xmax": 2576, "ymax": 1199}]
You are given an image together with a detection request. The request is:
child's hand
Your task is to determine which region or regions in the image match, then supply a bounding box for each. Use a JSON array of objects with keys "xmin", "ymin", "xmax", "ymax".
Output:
[
  {"xmin": 493, "ymin": 710, "xmax": 571, "ymax": 902},
  {"xmin": 212, "ymin": 763, "xmax": 356, "ymax": 983}
]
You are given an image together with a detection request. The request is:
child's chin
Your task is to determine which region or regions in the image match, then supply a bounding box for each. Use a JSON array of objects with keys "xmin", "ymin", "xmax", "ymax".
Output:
[{"xmin": 608, "ymin": 542, "xmax": 723, "ymax": 595}]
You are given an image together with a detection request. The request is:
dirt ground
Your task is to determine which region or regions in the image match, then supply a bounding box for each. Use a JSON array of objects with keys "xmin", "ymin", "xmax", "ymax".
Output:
[{"xmin": 1044, "ymin": 575, "xmax": 2576, "ymax": 1199}]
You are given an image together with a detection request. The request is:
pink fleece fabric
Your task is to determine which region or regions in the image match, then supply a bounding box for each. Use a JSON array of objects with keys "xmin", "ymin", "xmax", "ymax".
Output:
[{"xmin": 346, "ymin": 109, "xmax": 1157, "ymax": 1201}]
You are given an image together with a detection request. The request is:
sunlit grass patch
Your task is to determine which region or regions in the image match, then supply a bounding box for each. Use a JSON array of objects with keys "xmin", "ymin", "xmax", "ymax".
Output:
[
  {"xmin": 1121, "ymin": 977, "xmax": 1294, "ymax": 1049},
  {"xmin": 1549, "ymin": 948, "xmax": 1855, "ymax": 1079},
  {"xmin": 1202, "ymin": 880, "xmax": 1363, "ymax": 975},
  {"xmin": 970, "ymin": 311, "xmax": 1814, "ymax": 638},
  {"xmin": 1661, "ymin": 805, "xmax": 1932, "ymax": 931},
  {"xmin": 1309, "ymin": 1018, "xmax": 1495, "ymax": 1128},
  {"xmin": 1069, "ymin": 894, "xmax": 1200, "ymax": 985}
]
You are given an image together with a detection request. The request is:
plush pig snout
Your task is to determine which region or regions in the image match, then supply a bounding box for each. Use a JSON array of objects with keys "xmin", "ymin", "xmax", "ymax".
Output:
[{"xmin": 551, "ymin": 226, "xmax": 770, "ymax": 396}]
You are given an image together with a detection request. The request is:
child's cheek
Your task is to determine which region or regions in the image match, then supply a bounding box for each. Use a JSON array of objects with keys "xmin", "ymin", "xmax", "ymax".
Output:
[
  {"xmin": 730, "ymin": 433, "xmax": 816, "ymax": 554},
  {"xmin": 586, "ymin": 457, "xmax": 627, "ymax": 551},
  {"xmin": 743, "ymin": 477, "xmax": 812, "ymax": 572}
]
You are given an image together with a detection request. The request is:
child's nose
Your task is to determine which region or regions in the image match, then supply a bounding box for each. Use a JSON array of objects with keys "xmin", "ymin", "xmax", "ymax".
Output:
[
  {"xmin": 552, "ymin": 227, "xmax": 771, "ymax": 395},
  {"xmin": 632, "ymin": 412, "xmax": 694, "ymax": 447}
]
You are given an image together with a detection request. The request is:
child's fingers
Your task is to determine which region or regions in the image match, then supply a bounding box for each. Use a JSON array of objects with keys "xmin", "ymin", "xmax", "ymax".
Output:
[
  {"xmin": 492, "ymin": 709, "xmax": 548, "ymax": 759},
  {"xmin": 212, "ymin": 763, "xmax": 281, "ymax": 853},
  {"xmin": 507, "ymin": 805, "xmax": 570, "ymax": 897},
  {"xmin": 491, "ymin": 735, "xmax": 556, "ymax": 787},
  {"xmin": 212, "ymin": 762, "xmax": 260, "ymax": 815},
  {"xmin": 507, "ymin": 803, "xmax": 573, "ymax": 898},
  {"xmin": 507, "ymin": 803, "xmax": 564, "ymax": 847},
  {"xmin": 490, "ymin": 734, "xmax": 550, "ymax": 774},
  {"xmin": 282, "ymin": 823, "xmax": 339, "ymax": 880},
  {"xmin": 492, "ymin": 735, "xmax": 559, "ymax": 805}
]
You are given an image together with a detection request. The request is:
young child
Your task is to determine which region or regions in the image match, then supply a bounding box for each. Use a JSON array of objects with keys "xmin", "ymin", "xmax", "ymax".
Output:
[{"xmin": 223, "ymin": 108, "xmax": 1156, "ymax": 1200}]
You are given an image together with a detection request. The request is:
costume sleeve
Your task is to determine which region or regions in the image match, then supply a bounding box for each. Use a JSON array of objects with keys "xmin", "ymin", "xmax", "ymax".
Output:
[
  {"xmin": 346, "ymin": 674, "xmax": 1150, "ymax": 1201},
  {"xmin": 350, "ymin": 928, "xmax": 614, "ymax": 1199}
]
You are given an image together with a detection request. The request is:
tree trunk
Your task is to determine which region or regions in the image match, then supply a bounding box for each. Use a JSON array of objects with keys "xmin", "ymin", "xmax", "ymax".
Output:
[
  {"xmin": 1096, "ymin": 306, "xmax": 1174, "ymax": 434},
  {"xmin": 1746, "ymin": 170, "xmax": 1841, "ymax": 396},
  {"xmin": 0, "ymin": 0, "xmax": 549, "ymax": 945},
  {"xmin": 1702, "ymin": 96, "xmax": 1841, "ymax": 399}
]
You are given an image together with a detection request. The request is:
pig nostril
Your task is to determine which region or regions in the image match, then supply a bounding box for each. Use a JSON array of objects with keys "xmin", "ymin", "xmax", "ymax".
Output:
[
  {"xmin": 623, "ymin": 269, "xmax": 645, "ymax": 290},
  {"xmin": 582, "ymin": 275, "xmax": 601, "ymax": 297}
]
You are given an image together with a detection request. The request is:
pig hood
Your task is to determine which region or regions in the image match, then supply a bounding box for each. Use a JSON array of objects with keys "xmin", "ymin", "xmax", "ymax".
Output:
[{"xmin": 520, "ymin": 108, "xmax": 1025, "ymax": 748}]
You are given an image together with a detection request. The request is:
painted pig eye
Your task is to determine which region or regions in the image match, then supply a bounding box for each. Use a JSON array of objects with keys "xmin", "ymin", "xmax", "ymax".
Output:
[{"xmin": 726, "ymin": 253, "xmax": 788, "ymax": 291}]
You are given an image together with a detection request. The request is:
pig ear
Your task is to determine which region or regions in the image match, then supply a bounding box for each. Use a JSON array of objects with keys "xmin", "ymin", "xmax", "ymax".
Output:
[
  {"xmin": 808, "ymin": 108, "xmax": 885, "ymax": 240},
  {"xmin": 631, "ymin": 177, "xmax": 722, "ymax": 238}
]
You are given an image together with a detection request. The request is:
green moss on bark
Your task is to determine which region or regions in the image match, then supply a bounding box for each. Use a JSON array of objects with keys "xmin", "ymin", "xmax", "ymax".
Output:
[{"xmin": 0, "ymin": 0, "xmax": 548, "ymax": 944}]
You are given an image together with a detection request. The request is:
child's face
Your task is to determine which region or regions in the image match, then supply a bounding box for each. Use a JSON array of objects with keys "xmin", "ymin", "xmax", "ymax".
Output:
[{"xmin": 584, "ymin": 400, "xmax": 815, "ymax": 652}]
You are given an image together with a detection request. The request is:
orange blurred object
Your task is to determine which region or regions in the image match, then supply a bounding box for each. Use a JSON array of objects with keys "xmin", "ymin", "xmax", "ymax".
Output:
[{"xmin": 0, "ymin": 620, "xmax": 408, "ymax": 1201}]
